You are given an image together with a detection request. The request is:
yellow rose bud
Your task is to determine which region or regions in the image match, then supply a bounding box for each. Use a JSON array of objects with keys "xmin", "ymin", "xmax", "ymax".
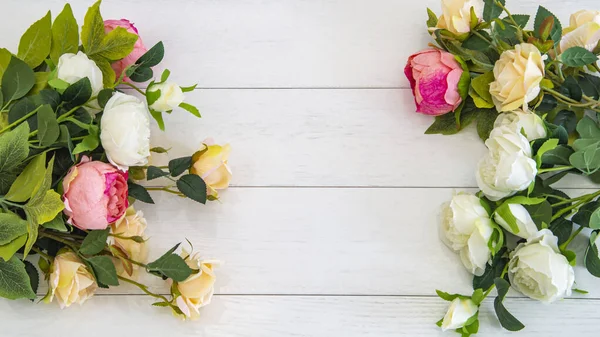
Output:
[
  {"xmin": 173, "ymin": 251, "xmax": 219, "ymax": 320},
  {"xmin": 48, "ymin": 251, "xmax": 97, "ymax": 308},
  {"xmin": 560, "ymin": 10, "xmax": 600, "ymax": 52},
  {"xmin": 190, "ymin": 138, "xmax": 232, "ymax": 199},
  {"xmin": 108, "ymin": 206, "xmax": 149, "ymax": 277}
]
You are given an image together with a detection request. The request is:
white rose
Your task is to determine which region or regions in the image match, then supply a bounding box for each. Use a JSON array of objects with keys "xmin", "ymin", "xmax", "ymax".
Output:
[
  {"xmin": 459, "ymin": 217, "xmax": 493, "ymax": 276},
  {"xmin": 173, "ymin": 250, "xmax": 219, "ymax": 320},
  {"xmin": 486, "ymin": 125, "xmax": 532, "ymax": 157},
  {"xmin": 436, "ymin": 0, "xmax": 484, "ymax": 35},
  {"xmin": 441, "ymin": 298, "xmax": 479, "ymax": 331},
  {"xmin": 47, "ymin": 251, "xmax": 97, "ymax": 308},
  {"xmin": 494, "ymin": 203, "xmax": 539, "ymax": 239},
  {"xmin": 476, "ymin": 152, "xmax": 537, "ymax": 201},
  {"xmin": 57, "ymin": 51, "xmax": 104, "ymax": 97},
  {"xmin": 489, "ymin": 43, "xmax": 545, "ymax": 112},
  {"xmin": 100, "ymin": 92, "xmax": 151, "ymax": 170},
  {"xmin": 560, "ymin": 10, "xmax": 600, "ymax": 52},
  {"xmin": 148, "ymin": 81, "xmax": 185, "ymax": 112},
  {"xmin": 509, "ymin": 229, "xmax": 574, "ymax": 303},
  {"xmin": 440, "ymin": 193, "xmax": 489, "ymax": 251},
  {"xmin": 494, "ymin": 110, "xmax": 547, "ymax": 141}
]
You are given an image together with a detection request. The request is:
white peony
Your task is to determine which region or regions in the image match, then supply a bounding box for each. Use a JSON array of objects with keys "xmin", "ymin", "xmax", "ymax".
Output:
[
  {"xmin": 485, "ymin": 125, "xmax": 533, "ymax": 157},
  {"xmin": 440, "ymin": 193, "xmax": 490, "ymax": 251},
  {"xmin": 494, "ymin": 110, "xmax": 547, "ymax": 141},
  {"xmin": 494, "ymin": 203, "xmax": 539, "ymax": 239},
  {"xmin": 57, "ymin": 51, "xmax": 104, "ymax": 98},
  {"xmin": 436, "ymin": 0, "xmax": 484, "ymax": 35},
  {"xmin": 459, "ymin": 217, "xmax": 493, "ymax": 276},
  {"xmin": 441, "ymin": 298, "xmax": 479, "ymax": 331},
  {"xmin": 560, "ymin": 10, "xmax": 600, "ymax": 52},
  {"xmin": 476, "ymin": 152, "xmax": 537, "ymax": 201},
  {"xmin": 148, "ymin": 81, "xmax": 185, "ymax": 112}
]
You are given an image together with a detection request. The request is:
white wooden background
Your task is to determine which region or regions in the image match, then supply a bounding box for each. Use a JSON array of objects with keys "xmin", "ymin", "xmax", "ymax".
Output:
[{"xmin": 2, "ymin": 0, "xmax": 600, "ymax": 336}]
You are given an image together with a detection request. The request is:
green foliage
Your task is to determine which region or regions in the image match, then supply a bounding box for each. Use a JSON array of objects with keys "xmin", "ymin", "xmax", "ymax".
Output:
[
  {"xmin": 4, "ymin": 153, "xmax": 46, "ymax": 202},
  {"xmin": 147, "ymin": 246, "xmax": 193, "ymax": 282},
  {"xmin": 549, "ymin": 218, "xmax": 572, "ymax": 246},
  {"xmin": 0, "ymin": 256, "xmax": 36, "ymax": 300},
  {"xmin": 572, "ymin": 201, "xmax": 600, "ymax": 228},
  {"xmin": 62, "ymin": 77, "xmax": 92, "ymax": 107},
  {"xmin": 18, "ymin": 11, "xmax": 52, "ymax": 68},
  {"xmin": 97, "ymin": 89, "xmax": 114, "ymax": 108},
  {"xmin": 85, "ymin": 255, "xmax": 119, "ymax": 287},
  {"xmin": 533, "ymin": 6, "xmax": 562, "ymax": 46},
  {"xmin": 0, "ymin": 213, "xmax": 29, "ymax": 248},
  {"xmin": 524, "ymin": 201, "xmax": 553, "ymax": 229},
  {"xmin": 473, "ymin": 248, "xmax": 508, "ymax": 290},
  {"xmin": 0, "ymin": 234, "xmax": 27, "ymax": 262},
  {"xmin": 36, "ymin": 105, "xmax": 60, "ymax": 147},
  {"xmin": 435, "ymin": 289, "xmax": 462, "ymax": 301},
  {"xmin": 578, "ymin": 74, "xmax": 600, "ymax": 100},
  {"xmin": 72, "ymin": 125, "xmax": 99, "ymax": 154},
  {"xmin": 560, "ymin": 47, "xmax": 598, "ymax": 67},
  {"xmin": 483, "ymin": 0, "xmax": 505, "ymax": 22},
  {"xmin": 535, "ymin": 139, "xmax": 559, "ymax": 167},
  {"xmin": 177, "ymin": 174, "xmax": 208, "ymax": 204},
  {"xmin": 426, "ymin": 8, "xmax": 438, "ymax": 28},
  {"xmin": 169, "ymin": 156, "xmax": 193, "ymax": 177},
  {"xmin": 585, "ymin": 231, "xmax": 600, "ymax": 277},
  {"xmin": 50, "ymin": 4, "xmax": 79, "ymax": 64},
  {"xmin": 0, "ymin": 48, "xmax": 12, "ymax": 81},
  {"xmin": 127, "ymin": 42, "xmax": 165, "ymax": 83},
  {"xmin": 147, "ymin": 166, "xmax": 169, "ymax": 180},
  {"xmin": 469, "ymin": 72, "xmax": 494, "ymax": 108},
  {"xmin": 570, "ymin": 117, "xmax": 600, "ymax": 175},
  {"xmin": 79, "ymin": 229, "xmax": 110, "ymax": 255},
  {"xmin": 23, "ymin": 261, "xmax": 39, "ymax": 296},
  {"xmin": 541, "ymin": 145, "xmax": 573, "ymax": 166},
  {"xmin": 0, "ymin": 123, "xmax": 30, "ymax": 194},
  {"xmin": 493, "ymin": 278, "xmax": 525, "ymax": 331},
  {"xmin": 1, "ymin": 56, "xmax": 35, "ymax": 104},
  {"xmin": 42, "ymin": 214, "xmax": 68, "ymax": 232},
  {"xmin": 179, "ymin": 103, "xmax": 201, "ymax": 118},
  {"xmin": 128, "ymin": 181, "xmax": 155, "ymax": 204}
]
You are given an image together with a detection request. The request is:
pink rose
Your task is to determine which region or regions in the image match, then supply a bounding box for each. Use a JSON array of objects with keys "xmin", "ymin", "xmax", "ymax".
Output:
[
  {"xmin": 404, "ymin": 49, "xmax": 463, "ymax": 116},
  {"xmin": 63, "ymin": 157, "xmax": 129, "ymax": 230},
  {"xmin": 104, "ymin": 19, "xmax": 147, "ymax": 81}
]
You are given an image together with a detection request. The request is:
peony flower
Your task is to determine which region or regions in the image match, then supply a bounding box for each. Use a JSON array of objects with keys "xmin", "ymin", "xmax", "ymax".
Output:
[
  {"xmin": 560, "ymin": 10, "xmax": 600, "ymax": 52},
  {"xmin": 148, "ymin": 82, "xmax": 185, "ymax": 112},
  {"xmin": 440, "ymin": 193, "xmax": 490, "ymax": 251},
  {"xmin": 404, "ymin": 49, "xmax": 464, "ymax": 116},
  {"xmin": 459, "ymin": 217, "xmax": 493, "ymax": 276},
  {"xmin": 476, "ymin": 152, "xmax": 537, "ymax": 201},
  {"xmin": 509, "ymin": 229, "xmax": 574, "ymax": 303},
  {"xmin": 441, "ymin": 298, "xmax": 479, "ymax": 331},
  {"xmin": 63, "ymin": 157, "xmax": 128, "ymax": 230},
  {"xmin": 190, "ymin": 139, "xmax": 232, "ymax": 198},
  {"xmin": 100, "ymin": 92, "xmax": 151, "ymax": 170},
  {"xmin": 494, "ymin": 110, "xmax": 547, "ymax": 141},
  {"xmin": 489, "ymin": 43, "xmax": 545, "ymax": 112},
  {"xmin": 108, "ymin": 206, "xmax": 148, "ymax": 277},
  {"xmin": 173, "ymin": 251, "xmax": 219, "ymax": 320},
  {"xmin": 104, "ymin": 19, "xmax": 147, "ymax": 80},
  {"xmin": 57, "ymin": 51, "xmax": 104, "ymax": 98},
  {"xmin": 485, "ymin": 125, "xmax": 532, "ymax": 158},
  {"xmin": 47, "ymin": 251, "xmax": 97, "ymax": 308},
  {"xmin": 436, "ymin": 0, "xmax": 484, "ymax": 35},
  {"xmin": 494, "ymin": 203, "xmax": 539, "ymax": 239}
]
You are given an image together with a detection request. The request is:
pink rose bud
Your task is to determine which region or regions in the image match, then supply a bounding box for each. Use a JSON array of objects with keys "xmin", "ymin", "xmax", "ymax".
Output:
[
  {"xmin": 404, "ymin": 49, "xmax": 463, "ymax": 116},
  {"xmin": 63, "ymin": 157, "xmax": 129, "ymax": 230},
  {"xmin": 104, "ymin": 19, "xmax": 148, "ymax": 81}
]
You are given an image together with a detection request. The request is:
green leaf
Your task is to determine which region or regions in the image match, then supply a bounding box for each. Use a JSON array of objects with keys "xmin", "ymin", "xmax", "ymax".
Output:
[
  {"xmin": 149, "ymin": 109, "xmax": 165, "ymax": 131},
  {"xmin": 425, "ymin": 112, "xmax": 460, "ymax": 135},
  {"xmin": 36, "ymin": 105, "xmax": 60, "ymax": 147},
  {"xmin": 562, "ymin": 76, "xmax": 582, "ymax": 102},
  {"xmin": 426, "ymin": 8, "xmax": 438, "ymax": 28},
  {"xmin": 572, "ymin": 201, "xmax": 600, "ymax": 227},
  {"xmin": 576, "ymin": 116, "xmax": 600, "ymax": 139},
  {"xmin": 169, "ymin": 156, "xmax": 193, "ymax": 177},
  {"xmin": 0, "ymin": 48, "xmax": 12, "ymax": 81},
  {"xmin": 590, "ymin": 208, "xmax": 600, "ymax": 230},
  {"xmin": 471, "ymin": 72, "xmax": 494, "ymax": 104},
  {"xmin": 81, "ymin": 1, "xmax": 105, "ymax": 57},
  {"xmin": 128, "ymin": 66, "xmax": 153, "ymax": 83},
  {"xmin": 72, "ymin": 125, "xmax": 99, "ymax": 154},
  {"xmin": 0, "ymin": 123, "xmax": 29, "ymax": 174},
  {"xmin": 534, "ymin": 6, "xmax": 562, "ymax": 45},
  {"xmin": 493, "ymin": 278, "xmax": 525, "ymax": 331},
  {"xmin": 570, "ymin": 141, "xmax": 600, "ymax": 175},
  {"xmin": 150, "ymin": 146, "xmax": 170, "ymax": 154},
  {"xmin": 552, "ymin": 110, "xmax": 577, "ymax": 134},
  {"xmin": 4, "ymin": 153, "xmax": 45, "ymax": 202},
  {"xmin": 560, "ymin": 47, "xmax": 598, "ymax": 67},
  {"xmin": 128, "ymin": 181, "xmax": 155, "ymax": 204},
  {"xmin": 42, "ymin": 214, "xmax": 68, "ymax": 232},
  {"xmin": 524, "ymin": 201, "xmax": 553, "ymax": 229},
  {"xmin": 0, "ymin": 213, "xmax": 29, "ymax": 246},
  {"xmin": 477, "ymin": 109, "xmax": 497, "ymax": 141},
  {"xmin": 147, "ymin": 88, "xmax": 161, "ymax": 106},
  {"xmin": 473, "ymin": 248, "xmax": 508, "ymax": 290},
  {"xmin": 160, "ymin": 69, "xmax": 170, "ymax": 82},
  {"xmin": 50, "ymin": 4, "xmax": 79, "ymax": 64},
  {"xmin": 462, "ymin": 31, "xmax": 492, "ymax": 51},
  {"xmin": 578, "ymin": 74, "xmax": 600, "ymax": 100},
  {"xmin": 435, "ymin": 289, "xmax": 461, "ymax": 301},
  {"xmin": 180, "ymin": 84, "xmax": 197, "ymax": 93},
  {"xmin": 8, "ymin": 97, "xmax": 40, "ymax": 132},
  {"xmin": 97, "ymin": 88, "xmax": 114, "ymax": 108},
  {"xmin": 483, "ymin": 0, "xmax": 505, "ymax": 22},
  {"xmin": 79, "ymin": 229, "xmax": 109, "ymax": 255},
  {"xmin": 94, "ymin": 26, "xmax": 138, "ymax": 61},
  {"xmin": 535, "ymin": 139, "xmax": 559, "ymax": 167},
  {"xmin": 23, "ymin": 261, "xmax": 39, "ymax": 296},
  {"xmin": 24, "ymin": 190, "xmax": 64, "ymax": 249},
  {"xmin": 91, "ymin": 56, "xmax": 116, "ymax": 88},
  {"xmin": 177, "ymin": 174, "xmax": 207, "ymax": 204},
  {"xmin": 585, "ymin": 231, "xmax": 600, "ymax": 277},
  {"xmin": 48, "ymin": 78, "xmax": 70, "ymax": 92},
  {"xmin": 1, "ymin": 56, "xmax": 36, "ymax": 103},
  {"xmin": 62, "ymin": 77, "xmax": 92, "ymax": 106},
  {"xmin": 135, "ymin": 41, "xmax": 165, "ymax": 68},
  {"xmin": 179, "ymin": 103, "xmax": 201, "ymax": 118},
  {"xmin": 147, "ymin": 166, "xmax": 169, "ymax": 180},
  {"xmin": 29, "ymin": 72, "xmax": 49, "ymax": 96},
  {"xmin": 85, "ymin": 256, "xmax": 119, "ymax": 286},
  {"xmin": 147, "ymin": 253, "xmax": 193, "ymax": 282},
  {"xmin": 0, "ymin": 234, "xmax": 27, "ymax": 262},
  {"xmin": 549, "ymin": 218, "xmax": 572, "ymax": 246},
  {"xmin": 0, "ymin": 256, "xmax": 36, "ymax": 300},
  {"xmin": 17, "ymin": 11, "xmax": 52, "ymax": 68}
]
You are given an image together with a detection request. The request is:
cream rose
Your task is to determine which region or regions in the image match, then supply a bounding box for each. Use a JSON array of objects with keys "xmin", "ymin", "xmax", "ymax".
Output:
[
  {"xmin": 441, "ymin": 298, "xmax": 479, "ymax": 331},
  {"xmin": 440, "ymin": 193, "xmax": 490, "ymax": 251},
  {"xmin": 190, "ymin": 139, "xmax": 232, "ymax": 198},
  {"xmin": 459, "ymin": 217, "xmax": 493, "ymax": 276},
  {"xmin": 57, "ymin": 51, "xmax": 104, "ymax": 98},
  {"xmin": 560, "ymin": 10, "xmax": 600, "ymax": 52},
  {"xmin": 108, "ymin": 206, "xmax": 148, "ymax": 277},
  {"xmin": 47, "ymin": 251, "xmax": 97, "ymax": 308},
  {"xmin": 494, "ymin": 110, "xmax": 547, "ymax": 141},
  {"xmin": 494, "ymin": 203, "xmax": 539, "ymax": 239},
  {"xmin": 489, "ymin": 43, "xmax": 545, "ymax": 112},
  {"xmin": 173, "ymin": 251, "xmax": 219, "ymax": 320},
  {"xmin": 100, "ymin": 92, "xmax": 151, "ymax": 170},
  {"xmin": 436, "ymin": 0, "xmax": 484, "ymax": 35},
  {"xmin": 148, "ymin": 81, "xmax": 185, "ymax": 112},
  {"xmin": 508, "ymin": 230, "xmax": 574, "ymax": 303}
]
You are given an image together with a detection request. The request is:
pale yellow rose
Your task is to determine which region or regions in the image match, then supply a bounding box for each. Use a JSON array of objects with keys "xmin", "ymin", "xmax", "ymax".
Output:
[
  {"xmin": 489, "ymin": 43, "xmax": 545, "ymax": 112},
  {"xmin": 436, "ymin": 0, "xmax": 484, "ymax": 35},
  {"xmin": 108, "ymin": 206, "xmax": 148, "ymax": 277},
  {"xmin": 560, "ymin": 10, "xmax": 600, "ymax": 52},
  {"xmin": 47, "ymin": 251, "xmax": 97, "ymax": 308},
  {"xmin": 190, "ymin": 138, "xmax": 232, "ymax": 199},
  {"xmin": 173, "ymin": 251, "xmax": 219, "ymax": 320}
]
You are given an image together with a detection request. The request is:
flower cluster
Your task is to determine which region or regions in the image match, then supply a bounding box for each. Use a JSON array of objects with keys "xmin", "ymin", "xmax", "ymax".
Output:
[
  {"xmin": 408, "ymin": 0, "xmax": 600, "ymax": 335},
  {"xmin": 0, "ymin": 1, "xmax": 230, "ymax": 320}
]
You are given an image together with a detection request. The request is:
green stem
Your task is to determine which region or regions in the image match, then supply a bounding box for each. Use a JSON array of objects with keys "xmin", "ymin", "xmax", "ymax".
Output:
[
  {"xmin": 0, "ymin": 199, "xmax": 25, "ymax": 209},
  {"xmin": 31, "ymin": 246, "xmax": 52, "ymax": 260},
  {"xmin": 146, "ymin": 186, "xmax": 183, "ymax": 196},
  {"xmin": 117, "ymin": 275, "xmax": 173, "ymax": 304},
  {"xmin": 39, "ymin": 231, "xmax": 80, "ymax": 250},
  {"xmin": 121, "ymin": 81, "xmax": 146, "ymax": 95},
  {"xmin": 559, "ymin": 227, "xmax": 585, "ymax": 250},
  {"xmin": 481, "ymin": 264, "xmax": 509, "ymax": 299},
  {"xmin": 495, "ymin": 0, "xmax": 523, "ymax": 42},
  {"xmin": 0, "ymin": 105, "xmax": 43, "ymax": 135},
  {"xmin": 537, "ymin": 166, "xmax": 573, "ymax": 174},
  {"xmin": 472, "ymin": 30, "xmax": 493, "ymax": 45}
]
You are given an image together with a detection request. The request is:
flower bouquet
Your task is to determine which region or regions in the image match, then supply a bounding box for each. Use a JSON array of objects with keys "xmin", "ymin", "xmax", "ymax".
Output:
[
  {"xmin": 0, "ymin": 1, "xmax": 230, "ymax": 320},
  {"xmin": 406, "ymin": 0, "xmax": 600, "ymax": 335}
]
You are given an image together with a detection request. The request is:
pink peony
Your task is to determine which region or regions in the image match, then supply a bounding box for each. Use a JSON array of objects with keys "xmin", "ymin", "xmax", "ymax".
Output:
[
  {"xmin": 104, "ymin": 19, "xmax": 147, "ymax": 81},
  {"xmin": 63, "ymin": 157, "xmax": 129, "ymax": 230},
  {"xmin": 404, "ymin": 49, "xmax": 463, "ymax": 116}
]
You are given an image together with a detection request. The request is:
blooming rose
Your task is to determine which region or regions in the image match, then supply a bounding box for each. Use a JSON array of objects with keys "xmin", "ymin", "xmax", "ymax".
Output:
[
  {"xmin": 47, "ymin": 251, "xmax": 97, "ymax": 308},
  {"xmin": 57, "ymin": 51, "xmax": 104, "ymax": 98},
  {"xmin": 190, "ymin": 139, "xmax": 232, "ymax": 198},
  {"xmin": 494, "ymin": 203, "xmax": 538, "ymax": 239},
  {"xmin": 560, "ymin": 10, "xmax": 600, "ymax": 52},
  {"xmin": 489, "ymin": 43, "xmax": 545, "ymax": 112},
  {"xmin": 494, "ymin": 110, "xmax": 547, "ymax": 141},
  {"xmin": 108, "ymin": 206, "xmax": 148, "ymax": 277},
  {"xmin": 404, "ymin": 49, "xmax": 464, "ymax": 116},
  {"xmin": 173, "ymin": 251, "xmax": 219, "ymax": 320},
  {"xmin": 508, "ymin": 230, "xmax": 574, "ymax": 303},
  {"xmin": 63, "ymin": 157, "xmax": 128, "ymax": 230},
  {"xmin": 104, "ymin": 19, "xmax": 147, "ymax": 80},
  {"xmin": 441, "ymin": 298, "xmax": 479, "ymax": 331},
  {"xmin": 436, "ymin": 0, "xmax": 484, "ymax": 35},
  {"xmin": 440, "ymin": 193, "xmax": 490, "ymax": 251},
  {"xmin": 148, "ymin": 82, "xmax": 185, "ymax": 112},
  {"xmin": 459, "ymin": 217, "xmax": 493, "ymax": 276},
  {"xmin": 100, "ymin": 92, "xmax": 151, "ymax": 170},
  {"xmin": 486, "ymin": 125, "xmax": 532, "ymax": 157}
]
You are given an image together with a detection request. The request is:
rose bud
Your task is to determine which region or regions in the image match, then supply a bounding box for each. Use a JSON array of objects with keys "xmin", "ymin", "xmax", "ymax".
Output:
[
  {"xmin": 108, "ymin": 206, "xmax": 148, "ymax": 277},
  {"xmin": 404, "ymin": 49, "xmax": 464, "ymax": 116},
  {"xmin": 57, "ymin": 51, "xmax": 104, "ymax": 110},
  {"xmin": 436, "ymin": 0, "xmax": 484, "ymax": 35},
  {"xmin": 173, "ymin": 250, "xmax": 219, "ymax": 320},
  {"xmin": 441, "ymin": 298, "xmax": 479, "ymax": 331},
  {"xmin": 63, "ymin": 157, "xmax": 129, "ymax": 230},
  {"xmin": 148, "ymin": 82, "xmax": 185, "ymax": 112},
  {"xmin": 560, "ymin": 10, "xmax": 600, "ymax": 52},
  {"xmin": 47, "ymin": 251, "xmax": 97, "ymax": 308},
  {"xmin": 190, "ymin": 139, "xmax": 232, "ymax": 199},
  {"xmin": 104, "ymin": 19, "xmax": 147, "ymax": 81}
]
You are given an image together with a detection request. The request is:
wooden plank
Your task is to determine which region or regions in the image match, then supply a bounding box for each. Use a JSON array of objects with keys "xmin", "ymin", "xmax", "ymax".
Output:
[{"xmin": 2, "ymin": 295, "xmax": 599, "ymax": 336}]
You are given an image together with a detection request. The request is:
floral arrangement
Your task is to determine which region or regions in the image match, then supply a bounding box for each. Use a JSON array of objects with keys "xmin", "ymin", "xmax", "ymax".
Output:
[
  {"xmin": 0, "ymin": 1, "xmax": 231, "ymax": 320},
  {"xmin": 406, "ymin": 0, "xmax": 600, "ymax": 335}
]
